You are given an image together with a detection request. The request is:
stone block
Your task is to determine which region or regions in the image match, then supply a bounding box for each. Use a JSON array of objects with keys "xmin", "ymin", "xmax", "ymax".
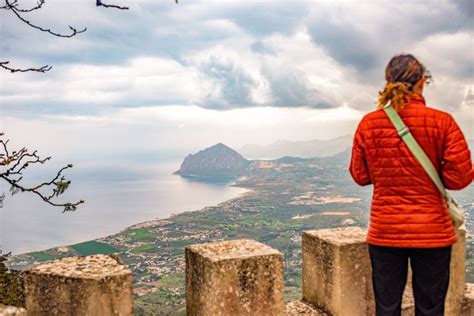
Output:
[
  {"xmin": 286, "ymin": 301, "xmax": 327, "ymax": 315},
  {"xmin": 0, "ymin": 305, "xmax": 26, "ymax": 316},
  {"xmin": 302, "ymin": 226, "xmax": 466, "ymax": 315},
  {"xmin": 461, "ymin": 283, "xmax": 474, "ymax": 316},
  {"xmin": 401, "ymin": 263, "xmax": 414, "ymax": 316},
  {"xmin": 24, "ymin": 254, "xmax": 132, "ymax": 316},
  {"xmin": 445, "ymin": 227, "xmax": 466, "ymax": 316},
  {"xmin": 302, "ymin": 227, "xmax": 374, "ymax": 316},
  {"xmin": 399, "ymin": 227, "xmax": 465, "ymax": 315},
  {"xmin": 185, "ymin": 239, "xmax": 285, "ymax": 316}
]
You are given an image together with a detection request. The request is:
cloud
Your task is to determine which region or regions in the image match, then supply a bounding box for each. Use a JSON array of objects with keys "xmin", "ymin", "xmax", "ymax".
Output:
[
  {"xmin": 0, "ymin": 0, "xmax": 472, "ymax": 117},
  {"xmin": 0, "ymin": 103, "xmax": 367, "ymax": 162},
  {"xmin": 411, "ymin": 31, "xmax": 473, "ymax": 81},
  {"xmin": 0, "ymin": 57, "xmax": 201, "ymax": 115},
  {"xmin": 250, "ymin": 41, "xmax": 276, "ymax": 55},
  {"xmin": 224, "ymin": 3, "xmax": 307, "ymax": 36},
  {"xmin": 306, "ymin": 1, "xmax": 472, "ymax": 79},
  {"xmin": 452, "ymin": 0, "xmax": 474, "ymax": 19},
  {"xmin": 261, "ymin": 65, "xmax": 329, "ymax": 108},
  {"xmin": 308, "ymin": 16, "xmax": 376, "ymax": 71},
  {"xmin": 196, "ymin": 56, "xmax": 258, "ymax": 109}
]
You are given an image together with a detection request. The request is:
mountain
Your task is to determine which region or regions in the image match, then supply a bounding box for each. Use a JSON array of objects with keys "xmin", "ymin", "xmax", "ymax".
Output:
[
  {"xmin": 239, "ymin": 134, "xmax": 353, "ymax": 159},
  {"xmin": 272, "ymin": 156, "xmax": 308, "ymax": 164},
  {"xmin": 329, "ymin": 147, "xmax": 351, "ymax": 164},
  {"xmin": 173, "ymin": 143, "xmax": 251, "ymax": 177}
]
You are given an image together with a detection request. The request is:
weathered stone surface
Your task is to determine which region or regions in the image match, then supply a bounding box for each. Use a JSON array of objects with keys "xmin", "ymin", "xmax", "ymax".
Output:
[
  {"xmin": 0, "ymin": 258, "xmax": 25, "ymax": 307},
  {"xmin": 445, "ymin": 227, "xmax": 466, "ymax": 316},
  {"xmin": 0, "ymin": 305, "xmax": 26, "ymax": 316},
  {"xmin": 461, "ymin": 283, "xmax": 474, "ymax": 315},
  {"xmin": 24, "ymin": 254, "xmax": 132, "ymax": 316},
  {"xmin": 286, "ymin": 301, "xmax": 328, "ymax": 315},
  {"xmin": 302, "ymin": 227, "xmax": 374, "ymax": 316},
  {"xmin": 185, "ymin": 239, "xmax": 285, "ymax": 316},
  {"xmin": 400, "ymin": 227, "xmax": 465, "ymax": 316},
  {"xmin": 401, "ymin": 262, "xmax": 414, "ymax": 316},
  {"xmin": 302, "ymin": 226, "xmax": 466, "ymax": 316}
]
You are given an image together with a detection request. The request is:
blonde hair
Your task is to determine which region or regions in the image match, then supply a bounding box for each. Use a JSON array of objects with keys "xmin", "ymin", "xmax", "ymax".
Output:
[{"xmin": 377, "ymin": 54, "xmax": 427, "ymax": 112}]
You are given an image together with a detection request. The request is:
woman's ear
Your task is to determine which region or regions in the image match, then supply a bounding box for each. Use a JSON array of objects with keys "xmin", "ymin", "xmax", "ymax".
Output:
[{"xmin": 413, "ymin": 78, "xmax": 424, "ymax": 94}]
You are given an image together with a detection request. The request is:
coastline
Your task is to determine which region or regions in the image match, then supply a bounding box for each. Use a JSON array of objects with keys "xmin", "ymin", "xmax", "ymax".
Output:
[
  {"xmin": 13, "ymin": 176, "xmax": 254, "ymax": 258},
  {"xmin": 121, "ymin": 178, "xmax": 254, "ymax": 231},
  {"xmin": 6, "ymin": 146, "xmax": 473, "ymax": 312}
]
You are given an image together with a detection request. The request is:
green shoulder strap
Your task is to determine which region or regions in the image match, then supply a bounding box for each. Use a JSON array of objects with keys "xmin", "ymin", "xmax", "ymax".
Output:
[{"xmin": 383, "ymin": 104, "xmax": 447, "ymax": 200}]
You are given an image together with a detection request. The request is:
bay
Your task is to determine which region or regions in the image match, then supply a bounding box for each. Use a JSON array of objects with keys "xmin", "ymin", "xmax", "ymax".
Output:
[{"xmin": 0, "ymin": 157, "xmax": 248, "ymax": 255}]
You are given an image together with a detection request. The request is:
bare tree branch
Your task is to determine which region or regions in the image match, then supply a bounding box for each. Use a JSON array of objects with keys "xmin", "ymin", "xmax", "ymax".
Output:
[
  {"xmin": 13, "ymin": 0, "xmax": 44, "ymax": 12},
  {"xmin": 96, "ymin": 0, "xmax": 128, "ymax": 10},
  {"xmin": 0, "ymin": 61, "xmax": 52, "ymax": 73},
  {"xmin": 4, "ymin": 0, "xmax": 87, "ymax": 38},
  {"xmin": 0, "ymin": 0, "xmax": 15, "ymax": 9},
  {"xmin": 1, "ymin": 0, "xmax": 176, "ymax": 73},
  {"xmin": 0, "ymin": 132, "xmax": 84, "ymax": 213}
]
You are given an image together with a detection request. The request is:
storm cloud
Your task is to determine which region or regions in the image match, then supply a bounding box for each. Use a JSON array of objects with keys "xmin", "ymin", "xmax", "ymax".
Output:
[{"xmin": 1, "ymin": 0, "xmax": 472, "ymax": 115}]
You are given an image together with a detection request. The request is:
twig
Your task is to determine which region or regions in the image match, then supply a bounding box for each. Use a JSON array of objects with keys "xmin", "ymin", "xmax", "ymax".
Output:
[
  {"xmin": 14, "ymin": 0, "xmax": 45, "ymax": 12},
  {"xmin": 96, "ymin": 0, "xmax": 128, "ymax": 10},
  {"xmin": 5, "ymin": 0, "xmax": 86, "ymax": 38},
  {"xmin": 0, "ymin": 61, "xmax": 52, "ymax": 73},
  {"xmin": 0, "ymin": 132, "xmax": 84, "ymax": 212}
]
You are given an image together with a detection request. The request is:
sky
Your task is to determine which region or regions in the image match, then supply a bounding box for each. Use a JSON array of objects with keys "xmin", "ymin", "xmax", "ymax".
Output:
[{"xmin": 0, "ymin": 0, "xmax": 473, "ymax": 162}]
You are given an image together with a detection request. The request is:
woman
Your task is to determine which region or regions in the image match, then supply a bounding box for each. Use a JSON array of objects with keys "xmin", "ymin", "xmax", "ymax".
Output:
[{"xmin": 349, "ymin": 54, "xmax": 473, "ymax": 316}]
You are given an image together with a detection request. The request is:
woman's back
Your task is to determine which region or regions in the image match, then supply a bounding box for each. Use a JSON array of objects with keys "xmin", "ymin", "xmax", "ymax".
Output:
[
  {"xmin": 349, "ymin": 92, "xmax": 472, "ymax": 248},
  {"xmin": 350, "ymin": 53, "xmax": 472, "ymax": 315}
]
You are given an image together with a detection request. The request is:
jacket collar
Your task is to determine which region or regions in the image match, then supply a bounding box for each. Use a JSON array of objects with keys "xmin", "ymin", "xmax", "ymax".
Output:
[{"xmin": 407, "ymin": 93, "xmax": 426, "ymax": 106}]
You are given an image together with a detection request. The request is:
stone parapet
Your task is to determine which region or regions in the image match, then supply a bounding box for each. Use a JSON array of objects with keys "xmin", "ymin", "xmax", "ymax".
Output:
[
  {"xmin": 23, "ymin": 254, "xmax": 132, "ymax": 316},
  {"xmin": 446, "ymin": 227, "xmax": 466, "ymax": 315},
  {"xmin": 286, "ymin": 301, "xmax": 327, "ymax": 315},
  {"xmin": 185, "ymin": 239, "xmax": 285, "ymax": 316},
  {"xmin": 302, "ymin": 227, "xmax": 374, "ymax": 316},
  {"xmin": 461, "ymin": 283, "xmax": 474, "ymax": 316},
  {"xmin": 401, "ymin": 278, "xmax": 414, "ymax": 316},
  {"xmin": 0, "ymin": 305, "xmax": 26, "ymax": 316},
  {"xmin": 301, "ymin": 226, "xmax": 466, "ymax": 316}
]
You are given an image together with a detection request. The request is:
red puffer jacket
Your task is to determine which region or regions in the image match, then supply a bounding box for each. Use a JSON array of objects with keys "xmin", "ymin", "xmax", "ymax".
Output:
[{"xmin": 349, "ymin": 93, "xmax": 473, "ymax": 248}]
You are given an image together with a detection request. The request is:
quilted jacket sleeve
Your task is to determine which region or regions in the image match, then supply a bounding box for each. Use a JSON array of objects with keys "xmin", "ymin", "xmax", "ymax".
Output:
[
  {"xmin": 440, "ymin": 115, "xmax": 473, "ymax": 190},
  {"xmin": 349, "ymin": 119, "xmax": 372, "ymax": 186}
]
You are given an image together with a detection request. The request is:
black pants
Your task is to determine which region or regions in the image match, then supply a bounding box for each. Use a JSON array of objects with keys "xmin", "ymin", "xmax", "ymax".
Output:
[{"xmin": 368, "ymin": 244, "xmax": 452, "ymax": 316}]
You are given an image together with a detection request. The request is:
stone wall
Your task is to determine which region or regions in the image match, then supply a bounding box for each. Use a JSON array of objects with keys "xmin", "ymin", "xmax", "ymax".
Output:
[
  {"xmin": 0, "ymin": 257, "xmax": 24, "ymax": 308},
  {"xmin": 1, "ymin": 227, "xmax": 472, "ymax": 315},
  {"xmin": 186, "ymin": 226, "xmax": 473, "ymax": 315},
  {"xmin": 185, "ymin": 239, "xmax": 285, "ymax": 315},
  {"xmin": 1, "ymin": 254, "xmax": 133, "ymax": 316}
]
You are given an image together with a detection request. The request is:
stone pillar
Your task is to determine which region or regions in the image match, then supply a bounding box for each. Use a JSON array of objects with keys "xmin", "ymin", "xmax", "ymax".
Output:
[
  {"xmin": 401, "ymin": 262, "xmax": 415, "ymax": 316},
  {"xmin": 445, "ymin": 227, "xmax": 466, "ymax": 316},
  {"xmin": 0, "ymin": 305, "xmax": 26, "ymax": 316},
  {"xmin": 402, "ymin": 227, "xmax": 466, "ymax": 316},
  {"xmin": 185, "ymin": 239, "xmax": 285, "ymax": 316},
  {"xmin": 462, "ymin": 283, "xmax": 474, "ymax": 316},
  {"xmin": 24, "ymin": 254, "xmax": 132, "ymax": 316},
  {"xmin": 302, "ymin": 227, "xmax": 374, "ymax": 316}
]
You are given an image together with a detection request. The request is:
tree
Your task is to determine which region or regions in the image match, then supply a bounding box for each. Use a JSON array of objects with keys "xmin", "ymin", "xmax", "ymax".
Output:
[
  {"xmin": 0, "ymin": 0, "xmax": 177, "ymax": 72},
  {"xmin": 0, "ymin": 132, "xmax": 84, "ymax": 213},
  {"xmin": 0, "ymin": 0, "xmax": 177, "ymax": 306},
  {"xmin": 0, "ymin": 0, "xmax": 178, "ymax": 216},
  {"xmin": 0, "ymin": 0, "xmax": 177, "ymax": 205},
  {"xmin": 0, "ymin": 0, "xmax": 87, "ymax": 73}
]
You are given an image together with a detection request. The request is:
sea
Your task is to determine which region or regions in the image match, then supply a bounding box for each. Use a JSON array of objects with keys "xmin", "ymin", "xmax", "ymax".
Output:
[{"xmin": 0, "ymin": 156, "xmax": 249, "ymax": 255}]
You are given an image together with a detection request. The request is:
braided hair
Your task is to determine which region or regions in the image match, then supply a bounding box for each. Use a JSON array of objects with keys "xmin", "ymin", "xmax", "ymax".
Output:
[{"xmin": 377, "ymin": 54, "xmax": 429, "ymax": 112}]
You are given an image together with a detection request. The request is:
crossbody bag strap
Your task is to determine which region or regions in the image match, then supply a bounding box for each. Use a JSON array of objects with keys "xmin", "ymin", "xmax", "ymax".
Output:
[{"xmin": 383, "ymin": 104, "xmax": 447, "ymax": 200}]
